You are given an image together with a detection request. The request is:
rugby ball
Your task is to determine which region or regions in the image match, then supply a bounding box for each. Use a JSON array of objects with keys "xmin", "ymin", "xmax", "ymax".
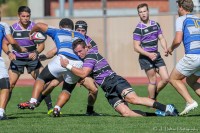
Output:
[{"xmin": 31, "ymin": 31, "xmax": 47, "ymax": 44}]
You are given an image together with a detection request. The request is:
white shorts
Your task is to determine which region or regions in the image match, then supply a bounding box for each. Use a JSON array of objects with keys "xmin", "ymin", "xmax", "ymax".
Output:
[
  {"xmin": 0, "ymin": 57, "xmax": 9, "ymax": 79},
  {"xmin": 48, "ymin": 55, "xmax": 83, "ymax": 84},
  {"xmin": 176, "ymin": 54, "xmax": 200, "ymax": 77}
]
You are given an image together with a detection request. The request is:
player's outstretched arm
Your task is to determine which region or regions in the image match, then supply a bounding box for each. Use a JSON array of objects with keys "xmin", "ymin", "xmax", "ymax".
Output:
[
  {"xmin": 30, "ymin": 22, "xmax": 48, "ymax": 35},
  {"xmin": 168, "ymin": 31, "xmax": 183, "ymax": 55},
  {"xmin": 39, "ymin": 47, "xmax": 57, "ymax": 61},
  {"xmin": 60, "ymin": 56, "xmax": 92, "ymax": 78}
]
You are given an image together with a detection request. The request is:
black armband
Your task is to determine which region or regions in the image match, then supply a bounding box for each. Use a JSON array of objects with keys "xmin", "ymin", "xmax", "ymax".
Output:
[
  {"xmin": 6, "ymin": 51, "xmax": 11, "ymax": 55},
  {"xmin": 38, "ymin": 54, "xmax": 47, "ymax": 61}
]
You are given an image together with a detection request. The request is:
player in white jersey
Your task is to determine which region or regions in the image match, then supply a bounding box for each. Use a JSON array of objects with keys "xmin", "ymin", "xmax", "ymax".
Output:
[
  {"xmin": 0, "ymin": 11, "xmax": 26, "ymax": 120},
  {"xmin": 168, "ymin": 0, "xmax": 200, "ymax": 115}
]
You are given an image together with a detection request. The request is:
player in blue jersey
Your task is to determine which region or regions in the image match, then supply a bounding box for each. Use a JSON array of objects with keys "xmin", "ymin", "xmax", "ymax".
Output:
[
  {"xmin": 2, "ymin": 6, "xmax": 53, "ymax": 113},
  {"xmin": 37, "ymin": 20, "xmax": 100, "ymax": 116},
  {"xmin": 168, "ymin": 0, "xmax": 199, "ymax": 115},
  {"xmin": 26, "ymin": 20, "xmax": 100, "ymax": 116},
  {"xmin": 59, "ymin": 39, "xmax": 179, "ymax": 117},
  {"xmin": 133, "ymin": 3, "xmax": 169, "ymax": 100},
  {"xmin": 18, "ymin": 18, "xmax": 87, "ymax": 117},
  {"xmin": 0, "ymin": 11, "xmax": 27, "ymax": 120}
]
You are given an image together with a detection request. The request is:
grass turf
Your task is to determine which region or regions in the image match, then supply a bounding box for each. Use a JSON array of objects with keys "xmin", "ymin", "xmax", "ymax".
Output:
[{"xmin": 0, "ymin": 85, "xmax": 199, "ymax": 133}]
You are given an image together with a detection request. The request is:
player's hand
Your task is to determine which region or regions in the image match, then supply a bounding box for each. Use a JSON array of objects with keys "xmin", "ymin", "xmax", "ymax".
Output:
[
  {"xmin": 167, "ymin": 47, "xmax": 173, "ymax": 55},
  {"xmin": 8, "ymin": 52, "xmax": 16, "ymax": 61},
  {"xmin": 60, "ymin": 56, "xmax": 69, "ymax": 68},
  {"xmin": 20, "ymin": 46, "xmax": 28, "ymax": 53},
  {"xmin": 39, "ymin": 54, "xmax": 47, "ymax": 61},
  {"xmin": 29, "ymin": 52, "xmax": 37, "ymax": 60},
  {"xmin": 164, "ymin": 49, "xmax": 169, "ymax": 57},
  {"xmin": 148, "ymin": 52, "xmax": 157, "ymax": 61}
]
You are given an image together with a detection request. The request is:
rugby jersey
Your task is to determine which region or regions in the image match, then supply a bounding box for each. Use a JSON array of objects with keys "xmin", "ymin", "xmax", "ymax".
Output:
[
  {"xmin": 45, "ymin": 27, "xmax": 85, "ymax": 60},
  {"xmin": 83, "ymin": 47, "xmax": 116, "ymax": 86},
  {"xmin": 0, "ymin": 22, "xmax": 11, "ymax": 56},
  {"xmin": 10, "ymin": 21, "xmax": 36, "ymax": 59},
  {"xmin": 176, "ymin": 14, "xmax": 200, "ymax": 54},
  {"xmin": 133, "ymin": 20, "xmax": 162, "ymax": 52},
  {"xmin": 85, "ymin": 35, "xmax": 98, "ymax": 51}
]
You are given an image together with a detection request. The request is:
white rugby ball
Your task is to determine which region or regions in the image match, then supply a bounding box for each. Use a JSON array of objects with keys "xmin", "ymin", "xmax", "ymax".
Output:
[{"xmin": 31, "ymin": 31, "xmax": 47, "ymax": 44}]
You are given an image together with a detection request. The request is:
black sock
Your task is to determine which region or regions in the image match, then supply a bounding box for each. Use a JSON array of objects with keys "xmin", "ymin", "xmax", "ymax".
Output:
[
  {"xmin": 154, "ymin": 91, "xmax": 159, "ymax": 100},
  {"xmin": 86, "ymin": 105, "xmax": 94, "ymax": 113},
  {"xmin": 44, "ymin": 94, "xmax": 53, "ymax": 110},
  {"xmin": 132, "ymin": 110, "xmax": 147, "ymax": 116},
  {"xmin": 38, "ymin": 94, "xmax": 46, "ymax": 103},
  {"xmin": 153, "ymin": 102, "xmax": 166, "ymax": 111}
]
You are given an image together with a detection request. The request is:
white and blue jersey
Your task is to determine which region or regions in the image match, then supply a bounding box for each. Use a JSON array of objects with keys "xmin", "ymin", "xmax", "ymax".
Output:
[
  {"xmin": 0, "ymin": 22, "xmax": 11, "ymax": 56},
  {"xmin": 176, "ymin": 14, "xmax": 200, "ymax": 54},
  {"xmin": 0, "ymin": 22, "xmax": 11, "ymax": 79},
  {"xmin": 45, "ymin": 26, "xmax": 85, "ymax": 60}
]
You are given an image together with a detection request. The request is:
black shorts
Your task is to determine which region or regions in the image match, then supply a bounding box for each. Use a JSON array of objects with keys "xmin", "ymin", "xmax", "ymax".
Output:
[
  {"xmin": 101, "ymin": 75, "xmax": 133, "ymax": 107},
  {"xmin": 9, "ymin": 59, "xmax": 42, "ymax": 74},
  {"xmin": 139, "ymin": 52, "xmax": 166, "ymax": 70},
  {"xmin": 0, "ymin": 78, "xmax": 10, "ymax": 89}
]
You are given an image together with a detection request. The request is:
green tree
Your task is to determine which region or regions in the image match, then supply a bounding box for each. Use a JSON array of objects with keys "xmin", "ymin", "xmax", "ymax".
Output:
[{"xmin": 2, "ymin": 0, "xmax": 27, "ymax": 17}]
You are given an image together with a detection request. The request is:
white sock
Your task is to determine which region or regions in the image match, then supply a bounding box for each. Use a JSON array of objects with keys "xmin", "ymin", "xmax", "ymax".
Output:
[
  {"xmin": 30, "ymin": 98, "xmax": 37, "ymax": 103},
  {"xmin": 54, "ymin": 105, "xmax": 61, "ymax": 111},
  {"xmin": 0, "ymin": 108, "xmax": 5, "ymax": 116}
]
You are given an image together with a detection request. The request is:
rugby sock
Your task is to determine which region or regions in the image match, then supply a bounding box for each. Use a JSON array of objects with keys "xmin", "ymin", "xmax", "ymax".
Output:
[
  {"xmin": 44, "ymin": 94, "xmax": 53, "ymax": 110},
  {"xmin": 54, "ymin": 105, "xmax": 61, "ymax": 111},
  {"xmin": 30, "ymin": 98, "xmax": 37, "ymax": 103},
  {"xmin": 132, "ymin": 110, "xmax": 147, "ymax": 116},
  {"xmin": 86, "ymin": 105, "xmax": 94, "ymax": 113},
  {"xmin": 153, "ymin": 102, "xmax": 166, "ymax": 111},
  {"xmin": 0, "ymin": 108, "xmax": 5, "ymax": 116},
  {"xmin": 37, "ymin": 94, "xmax": 46, "ymax": 103}
]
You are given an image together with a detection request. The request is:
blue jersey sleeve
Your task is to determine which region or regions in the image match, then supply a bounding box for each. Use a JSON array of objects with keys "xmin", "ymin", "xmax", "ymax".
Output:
[{"xmin": 45, "ymin": 26, "xmax": 58, "ymax": 39}]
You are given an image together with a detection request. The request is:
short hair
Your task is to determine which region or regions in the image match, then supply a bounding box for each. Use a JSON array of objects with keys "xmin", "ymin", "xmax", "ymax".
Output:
[
  {"xmin": 137, "ymin": 3, "xmax": 149, "ymax": 13},
  {"xmin": 72, "ymin": 39, "xmax": 86, "ymax": 50},
  {"xmin": 75, "ymin": 20, "xmax": 88, "ymax": 31},
  {"xmin": 18, "ymin": 6, "xmax": 31, "ymax": 15},
  {"xmin": 176, "ymin": 0, "xmax": 194, "ymax": 12},
  {"xmin": 59, "ymin": 18, "xmax": 74, "ymax": 30}
]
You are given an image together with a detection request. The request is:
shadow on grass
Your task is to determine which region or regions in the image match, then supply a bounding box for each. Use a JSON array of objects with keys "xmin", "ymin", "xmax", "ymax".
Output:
[{"xmin": 62, "ymin": 113, "xmax": 120, "ymax": 117}]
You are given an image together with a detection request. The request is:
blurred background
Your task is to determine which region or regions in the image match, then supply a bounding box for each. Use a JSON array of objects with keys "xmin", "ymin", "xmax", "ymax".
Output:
[{"xmin": 0, "ymin": 0, "xmax": 200, "ymax": 84}]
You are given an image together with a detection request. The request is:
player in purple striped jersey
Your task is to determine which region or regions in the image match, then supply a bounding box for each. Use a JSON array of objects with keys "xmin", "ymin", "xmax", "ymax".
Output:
[
  {"xmin": 60, "ymin": 39, "xmax": 179, "ymax": 117},
  {"xmin": 2, "ymin": 6, "xmax": 53, "ymax": 113},
  {"xmin": 133, "ymin": 3, "xmax": 169, "ymax": 100}
]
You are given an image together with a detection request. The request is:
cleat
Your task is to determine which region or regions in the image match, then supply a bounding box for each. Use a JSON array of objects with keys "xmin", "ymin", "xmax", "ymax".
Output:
[
  {"xmin": 0, "ymin": 114, "xmax": 8, "ymax": 120},
  {"xmin": 179, "ymin": 101, "xmax": 198, "ymax": 116},
  {"xmin": 165, "ymin": 104, "xmax": 179, "ymax": 116},
  {"xmin": 155, "ymin": 109, "xmax": 166, "ymax": 116},
  {"xmin": 53, "ymin": 108, "xmax": 60, "ymax": 117},
  {"xmin": 47, "ymin": 108, "xmax": 53, "ymax": 115},
  {"xmin": 85, "ymin": 111, "xmax": 102, "ymax": 116},
  {"xmin": 48, "ymin": 108, "xmax": 62, "ymax": 116},
  {"xmin": 17, "ymin": 101, "xmax": 36, "ymax": 110}
]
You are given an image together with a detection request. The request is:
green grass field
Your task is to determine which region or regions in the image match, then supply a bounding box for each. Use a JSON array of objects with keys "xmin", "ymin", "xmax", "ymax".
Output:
[{"xmin": 0, "ymin": 85, "xmax": 200, "ymax": 133}]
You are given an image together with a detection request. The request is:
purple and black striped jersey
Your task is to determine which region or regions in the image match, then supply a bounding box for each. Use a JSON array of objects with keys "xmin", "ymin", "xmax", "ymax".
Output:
[
  {"xmin": 10, "ymin": 21, "xmax": 36, "ymax": 59},
  {"xmin": 83, "ymin": 47, "xmax": 116, "ymax": 86},
  {"xmin": 133, "ymin": 20, "xmax": 162, "ymax": 52},
  {"xmin": 85, "ymin": 35, "xmax": 98, "ymax": 51}
]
